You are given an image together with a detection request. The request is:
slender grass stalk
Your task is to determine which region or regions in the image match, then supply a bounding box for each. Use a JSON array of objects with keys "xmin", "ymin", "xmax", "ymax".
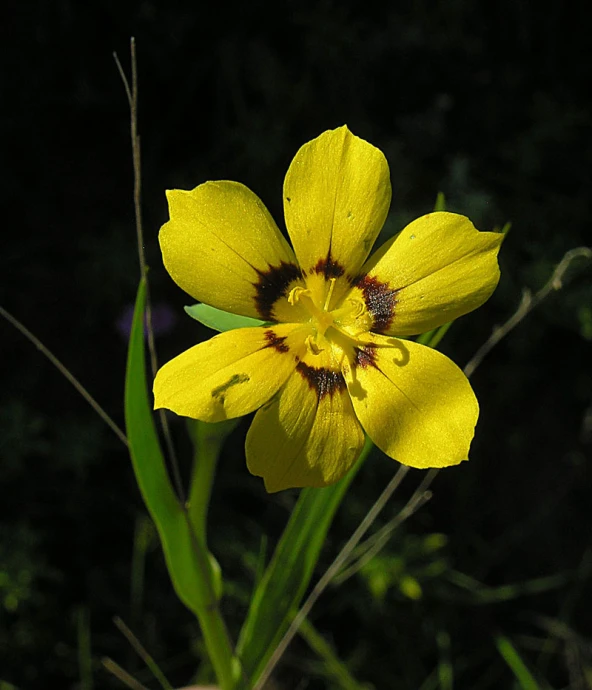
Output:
[
  {"xmin": 114, "ymin": 618, "xmax": 175, "ymax": 690},
  {"xmin": 77, "ymin": 607, "xmax": 93, "ymax": 690},
  {"xmin": 298, "ymin": 618, "xmax": 367, "ymax": 690},
  {"xmin": 130, "ymin": 515, "xmax": 152, "ymax": 632},
  {"xmin": 102, "ymin": 658, "xmax": 150, "ymax": 690},
  {"xmin": 252, "ymin": 462, "xmax": 409, "ymax": 690},
  {"xmin": 464, "ymin": 246, "xmax": 591, "ymax": 377},
  {"xmin": 0, "ymin": 306, "xmax": 128, "ymax": 447},
  {"xmin": 113, "ymin": 38, "xmax": 184, "ymax": 503},
  {"xmin": 116, "ymin": 43, "xmax": 240, "ymax": 689},
  {"xmin": 495, "ymin": 636, "xmax": 541, "ymax": 690},
  {"xmin": 333, "ymin": 469, "xmax": 437, "ymax": 585}
]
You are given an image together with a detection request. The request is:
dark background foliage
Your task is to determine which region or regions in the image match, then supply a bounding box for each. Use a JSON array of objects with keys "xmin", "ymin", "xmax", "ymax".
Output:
[{"xmin": 1, "ymin": 1, "xmax": 591, "ymax": 688}]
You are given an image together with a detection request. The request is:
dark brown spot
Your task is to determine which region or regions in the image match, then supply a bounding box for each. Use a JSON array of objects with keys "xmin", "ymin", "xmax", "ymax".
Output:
[
  {"xmin": 286, "ymin": 196, "xmax": 292, "ymax": 203},
  {"xmin": 352, "ymin": 274, "xmax": 398, "ymax": 332},
  {"xmin": 211, "ymin": 373, "xmax": 250, "ymax": 402},
  {"xmin": 296, "ymin": 362, "xmax": 346, "ymax": 400},
  {"xmin": 264, "ymin": 329, "xmax": 289, "ymax": 353},
  {"xmin": 253, "ymin": 262, "xmax": 302, "ymax": 321},
  {"xmin": 312, "ymin": 254, "xmax": 345, "ymax": 279},
  {"xmin": 353, "ymin": 345, "xmax": 378, "ymax": 369}
]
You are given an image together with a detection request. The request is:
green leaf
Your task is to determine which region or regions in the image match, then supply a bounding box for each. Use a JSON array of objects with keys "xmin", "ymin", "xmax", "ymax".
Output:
[
  {"xmin": 185, "ymin": 303, "xmax": 270, "ymax": 332},
  {"xmin": 125, "ymin": 279, "xmax": 239, "ymax": 689},
  {"xmin": 236, "ymin": 438, "xmax": 372, "ymax": 686},
  {"xmin": 125, "ymin": 278, "xmax": 213, "ymax": 613}
]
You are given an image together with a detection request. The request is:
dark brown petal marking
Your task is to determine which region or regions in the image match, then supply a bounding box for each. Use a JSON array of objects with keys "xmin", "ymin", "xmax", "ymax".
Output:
[
  {"xmin": 353, "ymin": 345, "xmax": 378, "ymax": 369},
  {"xmin": 312, "ymin": 254, "xmax": 345, "ymax": 279},
  {"xmin": 352, "ymin": 274, "xmax": 398, "ymax": 332},
  {"xmin": 211, "ymin": 373, "xmax": 250, "ymax": 403},
  {"xmin": 296, "ymin": 362, "xmax": 346, "ymax": 400},
  {"xmin": 253, "ymin": 262, "xmax": 302, "ymax": 320},
  {"xmin": 264, "ymin": 329, "xmax": 289, "ymax": 353}
]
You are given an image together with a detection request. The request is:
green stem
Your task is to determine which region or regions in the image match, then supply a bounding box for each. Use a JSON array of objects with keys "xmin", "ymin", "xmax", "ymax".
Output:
[
  {"xmin": 197, "ymin": 603, "xmax": 241, "ymax": 689},
  {"xmin": 186, "ymin": 420, "xmax": 241, "ymax": 689},
  {"xmin": 187, "ymin": 420, "xmax": 236, "ymax": 544}
]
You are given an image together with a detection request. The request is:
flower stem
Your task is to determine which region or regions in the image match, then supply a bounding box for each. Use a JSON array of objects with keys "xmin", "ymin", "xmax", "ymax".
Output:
[{"xmin": 186, "ymin": 420, "xmax": 242, "ymax": 689}]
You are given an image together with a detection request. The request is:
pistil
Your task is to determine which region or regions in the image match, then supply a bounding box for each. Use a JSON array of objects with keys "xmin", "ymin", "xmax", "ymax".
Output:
[{"xmin": 288, "ymin": 286, "xmax": 334, "ymax": 336}]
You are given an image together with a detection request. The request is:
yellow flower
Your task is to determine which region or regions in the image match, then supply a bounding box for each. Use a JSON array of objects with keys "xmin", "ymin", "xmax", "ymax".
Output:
[{"xmin": 153, "ymin": 126, "xmax": 502, "ymax": 492}]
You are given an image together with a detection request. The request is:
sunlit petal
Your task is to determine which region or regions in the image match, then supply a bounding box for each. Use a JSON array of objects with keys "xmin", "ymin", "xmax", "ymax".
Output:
[
  {"xmin": 284, "ymin": 126, "xmax": 391, "ymax": 279},
  {"xmin": 154, "ymin": 324, "xmax": 308, "ymax": 422},
  {"xmin": 353, "ymin": 212, "xmax": 502, "ymax": 335},
  {"xmin": 160, "ymin": 182, "xmax": 302, "ymax": 320},
  {"xmin": 246, "ymin": 358, "xmax": 364, "ymax": 492},
  {"xmin": 343, "ymin": 334, "xmax": 478, "ymax": 469}
]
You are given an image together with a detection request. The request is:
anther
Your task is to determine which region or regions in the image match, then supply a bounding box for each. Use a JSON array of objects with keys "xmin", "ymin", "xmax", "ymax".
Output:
[
  {"xmin": 288, "ymin": 286, "xmax": 309, "ymax": 306},
  {"xmin": 305, "ymin": 334, "xmax": 323, "ymax": 355}
]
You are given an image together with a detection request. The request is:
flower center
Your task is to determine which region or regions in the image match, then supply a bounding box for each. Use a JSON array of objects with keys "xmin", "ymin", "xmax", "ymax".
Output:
[{"xmin": 288, "ymin": 278, "xmax": 373, "ymax": 356}]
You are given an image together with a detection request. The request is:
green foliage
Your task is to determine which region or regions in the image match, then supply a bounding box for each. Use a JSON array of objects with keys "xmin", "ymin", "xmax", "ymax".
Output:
[
  {"xmin": 4, "ymin": 3, "xmax": 592, "ymax": 687},
  {"xmin": 237, "ymin": 440, "xmax": 372, "ymax": 686},
  {"xmin": 125, "ymin": 279, "xmax": 219, "ymax": 615},
  {"xmin": 125, "ymin": 278, "xmax": 239, "ymax": 689}
]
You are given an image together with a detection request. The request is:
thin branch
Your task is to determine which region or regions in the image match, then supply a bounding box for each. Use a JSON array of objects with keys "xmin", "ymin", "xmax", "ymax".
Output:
[
  {"xmin": 333, "ymin": 468, "xmax": 437, "ymax": 585},
  {"xmin": 252, "ymin": 464, "xmax": 410, "ymax": 690},
  {"xmin": 102, "ymin": 657, "xmax": 150, "ymax": 690},
  {"xmin": 113, "ymin": 52, "xmax": 132, "ymax": 108},
  {"xmin": 114, "ymin": 42, "xmax": 241, "ymax": 683},
  {"xmin": 464, "ymin": 246, "xmax": 592, "ymax": 378},
  {"xmin": 113, "ymin": 617, "xmax": 174, "ymax": 690},
  {"xmin": 1, "ymin": 305, "xmax": 128, "ymax": 447},
  {"xmin": 114, "ymin": 38, "xmax": 185, "ymax": 503}
]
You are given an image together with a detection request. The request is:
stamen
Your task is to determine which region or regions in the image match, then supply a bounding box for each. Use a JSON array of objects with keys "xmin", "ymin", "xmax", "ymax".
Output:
[
  {"xmin": 288, "ymin": 286, "xmax": 310, "ymax": 306},
  {"xmin": 323, "ymin": 278, "xmax": 337, "ymax": 312},
  {"xmin": 305, "ymin": 334, "xmax": 323, "ymax": 355}
]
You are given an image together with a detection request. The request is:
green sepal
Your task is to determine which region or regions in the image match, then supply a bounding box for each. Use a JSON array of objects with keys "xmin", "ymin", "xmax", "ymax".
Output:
[{"xmin": 185, "ymin": 303, "xmax": 270, "ymax": 332}]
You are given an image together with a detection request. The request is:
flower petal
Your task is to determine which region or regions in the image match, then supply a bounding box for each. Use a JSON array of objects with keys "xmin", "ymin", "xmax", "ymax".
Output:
[
  {"xmin": 283, "ymin": 126, "xmax": 391, "ymax": 278},
  {"xmin": 353, "ymin": 212, "xmax": 502, "ymax": 335},
  {"xmin": 160, "ymin": 181, "xmax": 303, "ymax": 319},
  {"xmin": 153, "ymin": 324, "xmax": 308, "ymax": 422},
  {"xmin": 246, "ymin": 347, "xmax": 365, "ymax": 492},
  {"xmin": 342, "ymin": 334, "xmax": 478, "ymax": 469}
]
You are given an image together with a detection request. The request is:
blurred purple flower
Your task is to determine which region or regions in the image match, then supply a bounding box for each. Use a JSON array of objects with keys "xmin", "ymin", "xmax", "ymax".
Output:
[{"xmin": 116, "ymin": 302, "xmax": 177, "ymax": 339}]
